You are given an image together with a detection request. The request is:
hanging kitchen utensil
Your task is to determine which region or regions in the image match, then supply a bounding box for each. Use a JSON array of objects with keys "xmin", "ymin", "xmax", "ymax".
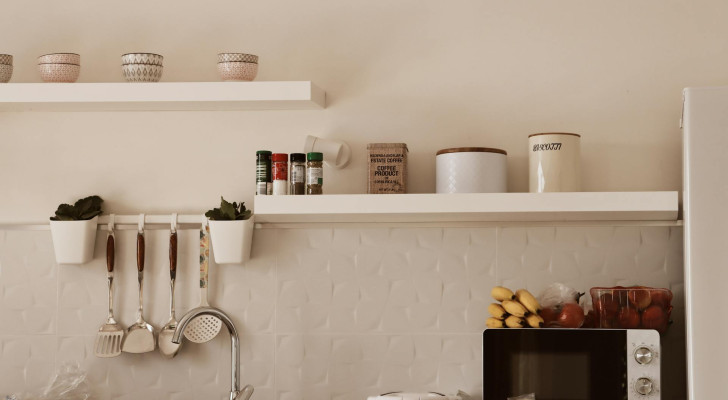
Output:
[
  {"xmin": 183, "ymin": 223, "xmax": 222, "ymax": 343},
  {"xmin": 94, "ymin": 215, "xmax": 124, "ymax": 358},
  {"xmin": 159, "ymin": 214, "xmax": 181, "ymax": 358},
  {"xmin": 122, "ymin": 214, "xmax": 156, "ymax": 353}
]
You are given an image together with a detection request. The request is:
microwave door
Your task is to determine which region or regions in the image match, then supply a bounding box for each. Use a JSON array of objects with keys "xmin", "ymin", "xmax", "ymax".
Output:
[
  {"xmin": 484, "ymin": 329, "xmax": 628, "ymax": 400},
  {"xmin": 511, "ymin": 350, "xmax": 592, "ymax": 399}
]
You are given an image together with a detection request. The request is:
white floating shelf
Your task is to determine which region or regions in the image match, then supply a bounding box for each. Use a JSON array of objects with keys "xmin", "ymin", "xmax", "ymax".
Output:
[
  {"xmin": 0, "ymin": 81, "xmax": 325, "ymax": 111},
  {"xmin": 254, "ymin": 192, "xmax": 679, "ymax": 224}
]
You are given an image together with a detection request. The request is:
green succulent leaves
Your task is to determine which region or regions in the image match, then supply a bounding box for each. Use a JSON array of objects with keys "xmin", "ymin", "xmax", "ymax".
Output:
[
  {"xmin": 50, "ymin": 195, "xmax": 103, "ymax": 221},
  {"xmin": 205, "ymin": 197, "xmax": 252, "ymax": 221}
]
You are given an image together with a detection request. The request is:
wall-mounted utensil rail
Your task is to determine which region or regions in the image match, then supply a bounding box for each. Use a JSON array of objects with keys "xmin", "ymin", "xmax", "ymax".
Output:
[{"xmin": 0, "ymin": 214, "xmax": 207, "ymax": 231}]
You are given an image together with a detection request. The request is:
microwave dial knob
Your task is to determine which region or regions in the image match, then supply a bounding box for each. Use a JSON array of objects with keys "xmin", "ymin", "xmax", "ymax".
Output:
[
  {"xmin": 635, "ymin": 377, "xmax": 654, "ymax": 396},
  {"xmin": 634, "ymin": 347, "xmax": 654, "ymax": 364}
]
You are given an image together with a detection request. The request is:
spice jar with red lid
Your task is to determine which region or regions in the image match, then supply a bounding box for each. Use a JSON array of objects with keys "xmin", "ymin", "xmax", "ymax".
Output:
[{"xmin": 272, "ymin": 153, "xmax": 289, "ymax": 195}]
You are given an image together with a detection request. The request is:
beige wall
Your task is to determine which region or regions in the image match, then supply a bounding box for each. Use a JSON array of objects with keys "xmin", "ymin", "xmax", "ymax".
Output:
[{"xmin": 1, "ymin": 0, "xmax": 726, "ymax": 220}]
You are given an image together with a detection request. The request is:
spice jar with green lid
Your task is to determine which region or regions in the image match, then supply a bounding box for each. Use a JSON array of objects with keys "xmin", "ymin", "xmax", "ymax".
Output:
[
  {"xmin": 256, "ymin": 150, "xmax": 272, "ymax": 195},
  {"xmin": 306, "ymin": 152, "xmax": 323, "ymax": 195}
]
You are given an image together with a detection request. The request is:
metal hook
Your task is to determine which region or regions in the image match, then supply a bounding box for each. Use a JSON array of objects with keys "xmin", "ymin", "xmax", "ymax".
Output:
[
  {"xmin": 171, "ymin": 213, "xmax": 178, "ymax": 233},
  {"xmin": 107, "ymin": 214, "xmax": 115, "ymax": 232},
  {"xmin": 138, "ymin": 213, "xmax": 145, "ymax": 233}
]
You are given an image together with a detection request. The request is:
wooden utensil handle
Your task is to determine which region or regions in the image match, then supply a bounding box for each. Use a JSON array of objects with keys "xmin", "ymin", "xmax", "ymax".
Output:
[
  {"xmin": 137, "ymin": 232, "xmax": 145, "ymax": 272},
  {"xmin": 106, "ymin": 234, "xmax": 115, "ymax": 272},
  {"xmin": 169, "ymin": 231, "xmax": 177, "ymax": 277}
]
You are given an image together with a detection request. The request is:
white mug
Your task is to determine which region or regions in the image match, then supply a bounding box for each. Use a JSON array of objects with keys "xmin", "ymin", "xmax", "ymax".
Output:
[
  {"xmin": 304, "ymin": 135, "xmax": 351, "ymax": 169},
  {"xmin": 529, "ymin": 133, "xmax": 581, "ymax": 192}
]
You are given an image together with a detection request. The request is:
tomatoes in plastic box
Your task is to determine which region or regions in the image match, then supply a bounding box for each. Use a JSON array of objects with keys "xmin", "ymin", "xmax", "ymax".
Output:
[{"xmin": 589, "ymin": 286, "xmax": 672, "ymax": 333}]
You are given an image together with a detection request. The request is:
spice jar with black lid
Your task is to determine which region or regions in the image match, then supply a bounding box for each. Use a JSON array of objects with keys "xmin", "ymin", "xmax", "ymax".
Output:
[{"xmin": 290, "ymin": 153, "xmax": 306, "ymax": 195}]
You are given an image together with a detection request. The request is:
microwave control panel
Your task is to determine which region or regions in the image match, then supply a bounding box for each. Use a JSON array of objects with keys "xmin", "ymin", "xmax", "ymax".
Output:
[{"xmin": 627, "ymin": 329, "xmax": 661, "ymax": 398}]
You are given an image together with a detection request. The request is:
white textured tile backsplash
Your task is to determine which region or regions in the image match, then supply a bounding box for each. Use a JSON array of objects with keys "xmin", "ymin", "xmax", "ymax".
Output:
[{"xmin": 0, "ymin": 226, "xmax": 685, "ymax": 399}]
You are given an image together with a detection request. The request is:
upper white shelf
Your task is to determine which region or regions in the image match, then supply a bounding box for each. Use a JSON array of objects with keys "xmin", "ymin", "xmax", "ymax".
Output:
[
  {"xmin": 254, "ymin": 192, "xmax": 679, "ymax": 224},
  {"xmin": 0, "ymin": 81, "xmax": 325, "ymax": 111}
]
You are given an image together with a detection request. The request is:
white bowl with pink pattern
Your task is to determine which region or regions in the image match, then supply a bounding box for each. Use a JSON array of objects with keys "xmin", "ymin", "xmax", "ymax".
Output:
[
  {"xmin": 0, "ymin": 64, "xmax": 12, "ymax": 83},
  {"xmin": 38, "ymin": 53, "xmax": 80, "ymax": 65},
  {"xmin": 38, "ymin": 63, "xmax": 80, "ymax": 83},
  {"xmin": 217, "ymin": 61, "xmax": 258, "ymax": 81}
]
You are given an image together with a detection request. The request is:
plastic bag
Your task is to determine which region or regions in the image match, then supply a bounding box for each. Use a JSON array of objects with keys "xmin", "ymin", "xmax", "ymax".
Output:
[
  {"xmin": 455, "ymin": 390, "xmax": 472, "ymax": 400},
  {"xmin": 539, "ymin": 283, "xmax": 581, "ymax": 308},
  {"xmin": 538, "ymin": 283, "xmax": 585, "ymax": 328},
  {"xmin": 8, "ymin": 363, "xmax": 89, "ymax": 400}
]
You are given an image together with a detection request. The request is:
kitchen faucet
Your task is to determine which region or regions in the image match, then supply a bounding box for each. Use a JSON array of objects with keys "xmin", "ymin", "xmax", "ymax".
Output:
[{"xmin": 172, "ymin": 307, "xmax": 254, "ymax": 400}]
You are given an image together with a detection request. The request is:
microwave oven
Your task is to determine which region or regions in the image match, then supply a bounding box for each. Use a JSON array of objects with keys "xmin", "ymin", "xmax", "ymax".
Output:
[{"xmin": 483, "ymin": 329, "xmax": 660, "ymax": 400}]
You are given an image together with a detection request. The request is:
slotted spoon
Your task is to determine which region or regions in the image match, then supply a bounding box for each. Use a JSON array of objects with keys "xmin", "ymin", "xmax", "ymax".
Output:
[
  {"xmin": 184, "ymin": 225, "xmax": 222, "ymax": 343},
  {"xmin": 94, "ymin": 226, "xmax": 124, "ymax": 357}
]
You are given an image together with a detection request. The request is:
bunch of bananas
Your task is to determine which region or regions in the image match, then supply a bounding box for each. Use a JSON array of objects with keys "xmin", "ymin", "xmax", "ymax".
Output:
[{"xmin": 486, "ymin": 286, "xmax": 544, "ymax": 328}]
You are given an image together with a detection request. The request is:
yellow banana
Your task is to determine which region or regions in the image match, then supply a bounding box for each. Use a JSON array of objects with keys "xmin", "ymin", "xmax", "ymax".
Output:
[
  {"xmin": 488, "ymin": 303, "xmax": 508, "ymax": 319},
  {"xmin": 486, "ymin": 317, "xmax": 505, "ymax": 328},
  {"xmin": 505, "ymin": 315, "xmax": 526, "ymax": 328},
  {"xmin": 526, "ymin": 313, "xmax": 544, "ymax": 328},
  {"xmin": 502, "ymin": 299, "xmax": 527, "ymax": 317},
  {"xmin": 491, "ymin": 286, "xmax": 515, "ymax": 302},
  {"xmin": 516, "ymin": 289, "xmax": 541, "ymax": 314}
]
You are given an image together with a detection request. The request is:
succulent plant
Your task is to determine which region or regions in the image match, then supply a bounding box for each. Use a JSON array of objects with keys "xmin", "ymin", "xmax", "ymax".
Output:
[
  {"xmin": 50, "ymin": 195, "xmax": 103, "ymax": 221},
  {"xmin": 205, "ymin": 197, "xmax": 252, "ymax": 221}
]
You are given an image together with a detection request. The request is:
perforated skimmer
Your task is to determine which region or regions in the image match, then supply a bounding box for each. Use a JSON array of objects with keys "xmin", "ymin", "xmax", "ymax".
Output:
[{"xmin": 184, "ymin": 225, "xmax": 222, "ymax": 343}]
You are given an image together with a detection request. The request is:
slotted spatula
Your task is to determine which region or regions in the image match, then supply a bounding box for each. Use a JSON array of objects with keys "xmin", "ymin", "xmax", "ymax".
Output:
[
  {"xmin": 94, "ymin": 222, "xmax": 124, "ymax": 357},
  {"xmin": 184, "ymin": 224, "xmax": 222, "ymax": 343}
]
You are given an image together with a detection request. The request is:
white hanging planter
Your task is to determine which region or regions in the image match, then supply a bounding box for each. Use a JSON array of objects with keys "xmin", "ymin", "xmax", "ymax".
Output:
[
  {"xmin": 49, "ymin": 216, "xmax": 99, "ymax": 264},
  {"xmin": 208, "ymin": 216, "xmax": 254, "ymax": 264}
]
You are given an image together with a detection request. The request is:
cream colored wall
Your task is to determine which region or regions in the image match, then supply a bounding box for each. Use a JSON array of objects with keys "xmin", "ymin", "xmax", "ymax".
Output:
[{"xmin": 1, "ymin": 0, "xmax": 725, "ymax": 220}]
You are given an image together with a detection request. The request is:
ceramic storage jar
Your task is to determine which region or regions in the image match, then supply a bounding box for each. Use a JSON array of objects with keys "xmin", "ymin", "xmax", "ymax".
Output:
[
  {"xmin": 528, "ymin": 132, "xmax": 581, "ymax": 192},
  {"xmin": 436, "ymin": 147, "xmax": 507, "ymax": 193}
]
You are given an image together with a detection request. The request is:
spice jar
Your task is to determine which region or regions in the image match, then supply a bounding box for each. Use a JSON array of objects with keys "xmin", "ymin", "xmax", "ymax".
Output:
[
  {"xmin": 256, "ymin": 150, "xmax": 272, "ymax": 195},
  {"xmin": 306, "ymin": 152, "xmax": 323, "ymax": 195},
  {"xmin": 289, "ymin": 153, "xmax": 306, "ymax": 195},
  {"xmin": 272, "ymin": 153, "xmax": 288, "ymax": 195}
]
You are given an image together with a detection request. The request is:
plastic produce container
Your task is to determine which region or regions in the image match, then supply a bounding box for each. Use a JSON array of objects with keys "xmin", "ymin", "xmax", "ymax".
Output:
[{"xmin": 590, "ymin": 286, "xmax": 673, "ymax": 333}]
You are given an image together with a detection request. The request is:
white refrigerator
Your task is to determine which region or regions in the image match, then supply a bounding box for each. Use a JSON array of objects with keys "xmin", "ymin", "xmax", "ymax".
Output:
[{"xmin": 682, "ymin": 86, "xmax": 728, "ymax": 399}]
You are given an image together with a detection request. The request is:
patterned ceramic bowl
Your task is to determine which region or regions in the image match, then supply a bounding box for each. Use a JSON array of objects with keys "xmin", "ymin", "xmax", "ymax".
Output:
[
  {"xmin": 38, "ymin": 53, "xmax": 80, "ymax": 65},
  {"xmin": 217, "ymin": 53, "xmax": 258, "ymax": 64},
  {"xmin": 0, "ymin": 54, "xmax": 12, "ymax": 65},
  {"xmin": 217, "ymin": 61, "xmax": 258, "ymax": 81},
  {"xmin": 122, "ymin": 63, "xmax": 163, "ymax": 82},
  {"xmin": 0, "ymin": 64, "xmax": 12, "ymax": 83},
  {"xmin": 38, "ymin": 63, "xmax": 80, "ymax": 83},
  {"xmin": 121, "ymin": 53, "xmax": 163, "ymax": 66}
]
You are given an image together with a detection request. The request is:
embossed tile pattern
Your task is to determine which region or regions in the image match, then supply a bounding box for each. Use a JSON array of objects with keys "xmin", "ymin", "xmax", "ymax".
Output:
[
  {"xmin": 0, "ymin": 226, "xmax": 685, "ymax": 400},
  {"xmin": 276, "ymin": 334, "xmax": 482, "ymax": 400},
  {"xmin": 276, "ymin": 229, "xmax": 497, "ymax": 334}
]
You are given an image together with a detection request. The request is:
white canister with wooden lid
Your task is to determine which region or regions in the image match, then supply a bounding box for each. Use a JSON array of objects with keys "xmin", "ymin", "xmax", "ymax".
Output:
[
  {"xmin": 528, "ymin": 132, "xmax": 581, "ymax": 192},
  {"xmin": 436, "ymin": 147, "xmax": 508, "ymax": 193}
]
